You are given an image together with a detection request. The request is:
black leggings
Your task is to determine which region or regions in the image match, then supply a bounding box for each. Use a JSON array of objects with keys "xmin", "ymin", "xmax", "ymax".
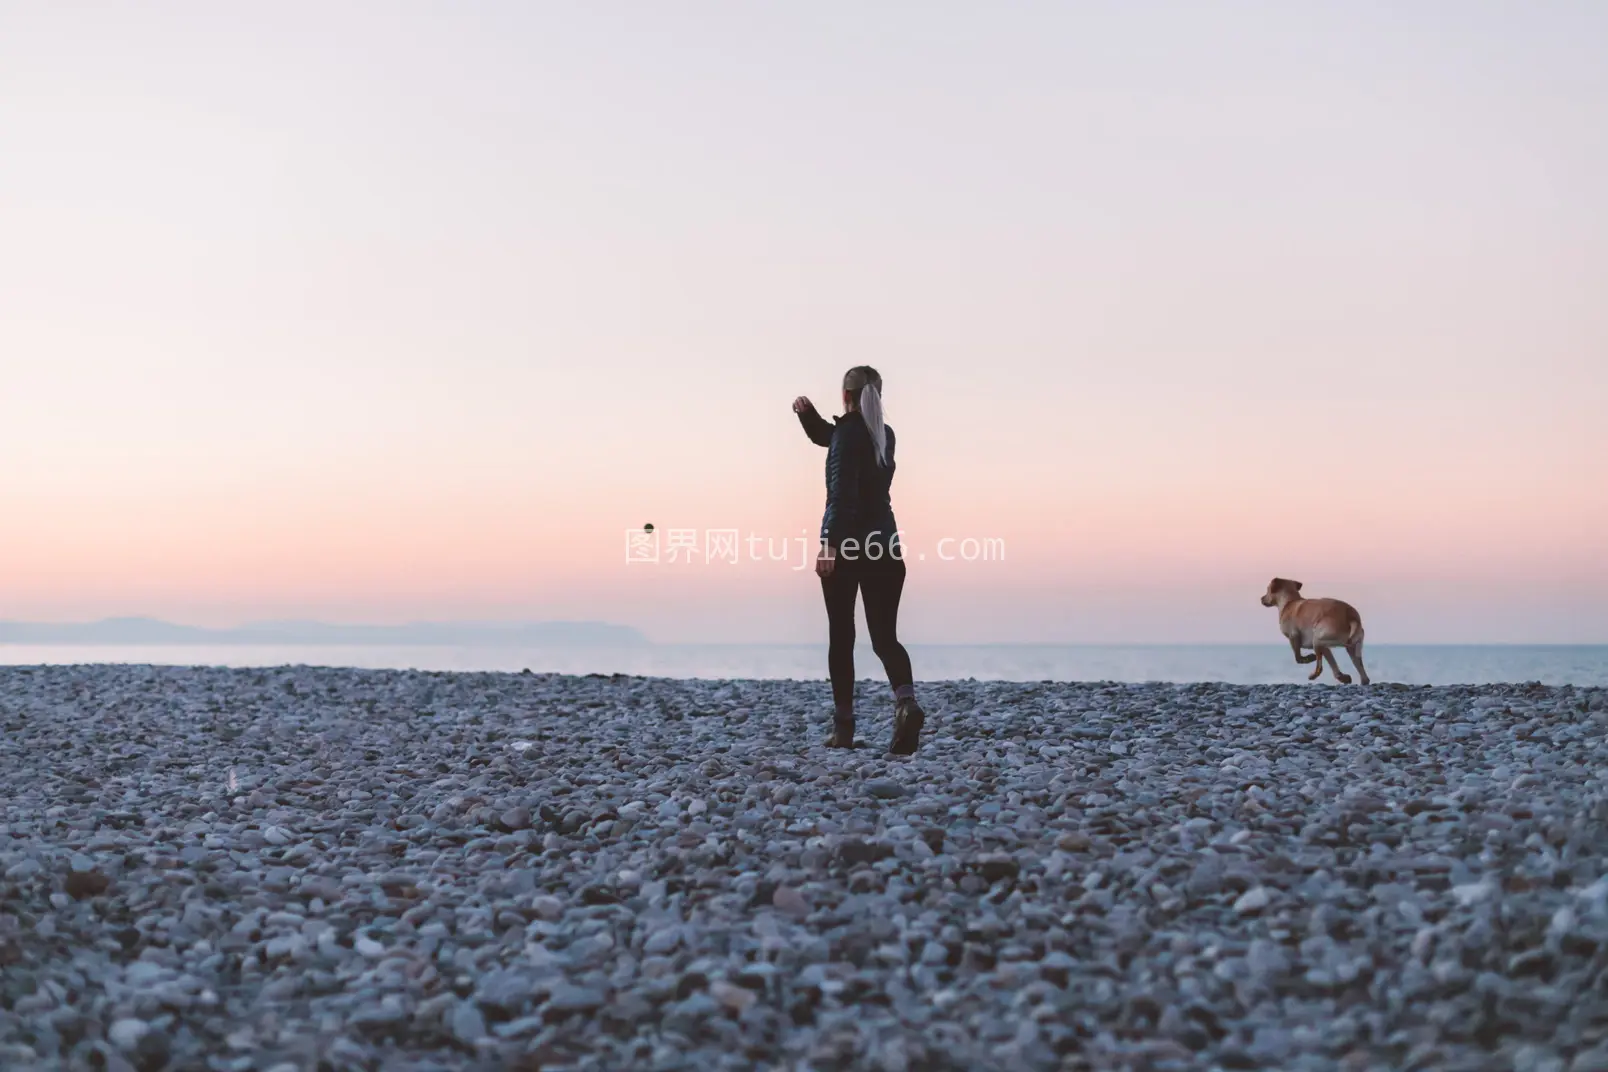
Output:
[{"xmin": 821, "ymin": 555, "xmax": 913, "ymax": 713}]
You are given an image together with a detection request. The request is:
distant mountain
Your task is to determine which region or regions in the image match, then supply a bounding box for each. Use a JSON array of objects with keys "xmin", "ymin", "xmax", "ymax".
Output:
[{"xmin": 0, "ymin": 618, "xmax": 649, "ymax": 646}]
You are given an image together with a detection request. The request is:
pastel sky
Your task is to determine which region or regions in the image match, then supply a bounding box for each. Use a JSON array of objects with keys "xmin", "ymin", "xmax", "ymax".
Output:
[{"xmin": 2, "ymin": 2, "xmax": 1605, "ymax": 644}]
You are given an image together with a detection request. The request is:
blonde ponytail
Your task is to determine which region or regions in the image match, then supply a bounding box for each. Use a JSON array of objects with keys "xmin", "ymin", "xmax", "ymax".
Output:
[
  {"xmin": 841, "ymin": 364, "xmax": 888, "ymax": 467},
  {"xmin": 859, "ymin": 382, "xmax": 888, "ymax": 467}
]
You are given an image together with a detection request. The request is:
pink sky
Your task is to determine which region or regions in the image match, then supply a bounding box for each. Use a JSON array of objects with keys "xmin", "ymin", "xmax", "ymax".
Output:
[{"xmin": 2, "ymin": 4, "xmax": 1605, "ymax": 643}]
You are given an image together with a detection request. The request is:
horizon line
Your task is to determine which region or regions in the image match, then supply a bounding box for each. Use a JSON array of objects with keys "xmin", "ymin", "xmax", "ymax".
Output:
[
  {"xmin": 2, "ymin": 640, "xmax": 1605, "ymax": 650},
  {"xmin": 0, "ymin": 617, "xmax": 1601, "ymax": 648}
]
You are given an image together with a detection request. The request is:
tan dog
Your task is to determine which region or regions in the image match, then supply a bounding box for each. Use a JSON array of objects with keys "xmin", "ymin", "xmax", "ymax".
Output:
[{"xmin": 1261, "ymin": 577, "xmax": 1370, "ymax": 685}]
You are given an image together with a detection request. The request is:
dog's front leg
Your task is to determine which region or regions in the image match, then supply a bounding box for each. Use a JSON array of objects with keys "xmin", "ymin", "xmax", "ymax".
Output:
[{"xmin": 1289, "ymin": 637, "xmax": 1316, "ymax": 665}]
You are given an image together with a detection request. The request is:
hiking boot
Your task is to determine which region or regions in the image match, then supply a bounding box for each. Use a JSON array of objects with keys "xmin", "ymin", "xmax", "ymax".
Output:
[
  {"xmin": 824, "ymin": 717, "xmax": 855, "ymax": 748},
  {"xmin": 890, "ymin": 698, "xmax": 925, "ymax": 756}
]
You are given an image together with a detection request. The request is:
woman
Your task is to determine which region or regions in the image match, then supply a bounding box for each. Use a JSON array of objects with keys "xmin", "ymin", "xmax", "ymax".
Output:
[{"xmin": 792, "ymin": 366, "xmax": 925, "ymax": 754}]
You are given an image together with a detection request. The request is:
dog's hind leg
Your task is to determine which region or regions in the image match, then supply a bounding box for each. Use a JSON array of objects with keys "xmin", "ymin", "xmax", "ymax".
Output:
[
  {"xmin": 1322, "ymin": 647, "xmax": 1353, "ymax": 684},
  {"xmin": 1308, "ymin": 647, "xmax": 1327, "ymax": 680},
  {"xmin": 1346, "ymin": 639, "xmax": 1370, "ymax": 685},
  {"xmin": 1289, "ymin": 637, "xmax": 1316, "ymax": 665}
]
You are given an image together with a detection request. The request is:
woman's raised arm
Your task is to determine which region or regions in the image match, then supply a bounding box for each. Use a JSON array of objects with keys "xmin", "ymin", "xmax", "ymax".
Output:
[{"xmin": 793, "ymin": 397, "xmax": 835, "ymax": 447}]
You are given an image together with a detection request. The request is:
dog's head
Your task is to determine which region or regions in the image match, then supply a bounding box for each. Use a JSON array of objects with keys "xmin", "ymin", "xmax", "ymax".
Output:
[{"xmin": 1261, "ymin": 577, "xmax": 1301, "ymax": 607}]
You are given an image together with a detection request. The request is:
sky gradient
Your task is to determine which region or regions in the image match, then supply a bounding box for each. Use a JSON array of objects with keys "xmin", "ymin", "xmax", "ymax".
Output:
[{"xmin": 2, "ymin": 2, "xmax": 1605, "ymax": 643}]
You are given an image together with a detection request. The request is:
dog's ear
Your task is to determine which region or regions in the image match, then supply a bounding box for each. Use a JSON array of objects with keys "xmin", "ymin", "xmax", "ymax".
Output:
[{"xmin": 1292, "ymin": 580, "xmax": 1303, "ymax": 592}]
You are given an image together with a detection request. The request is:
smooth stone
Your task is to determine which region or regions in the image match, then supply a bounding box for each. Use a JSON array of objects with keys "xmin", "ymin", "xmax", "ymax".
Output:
[
  {"xmin": 107, "ymin": 1019, "xmax": 149, "ymax": 1051},
  {"xmin": 1233, "ymin": 887, "xmax": 1272, "ymax": 915},
  {"xmin": 451, "ymin": 1000, "xmax": 488, "ymax": 1044}
]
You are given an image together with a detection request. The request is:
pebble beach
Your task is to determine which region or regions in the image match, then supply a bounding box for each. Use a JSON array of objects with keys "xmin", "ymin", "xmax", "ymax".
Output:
[{"xmin": 3, "ymin": 665, "xmax": 1608, "ymax": 1071}]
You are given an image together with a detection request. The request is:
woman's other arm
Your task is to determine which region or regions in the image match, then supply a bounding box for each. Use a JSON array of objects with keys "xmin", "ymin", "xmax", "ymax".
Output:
[{"xmin": 820, "ymin": 423, "xmax": 865, "ymax": 552}]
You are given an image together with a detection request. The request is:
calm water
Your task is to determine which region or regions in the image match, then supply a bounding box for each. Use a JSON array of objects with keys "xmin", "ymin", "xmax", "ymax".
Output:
[{"xmin": 1, "ymin": 644, "xmax": 1605, "ymax": 687}]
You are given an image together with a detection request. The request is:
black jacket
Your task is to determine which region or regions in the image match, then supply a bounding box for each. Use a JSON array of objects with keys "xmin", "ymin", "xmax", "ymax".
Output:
[{"xmin": 797, "ymin": 405, "xmax": 899, "ymax": 554}]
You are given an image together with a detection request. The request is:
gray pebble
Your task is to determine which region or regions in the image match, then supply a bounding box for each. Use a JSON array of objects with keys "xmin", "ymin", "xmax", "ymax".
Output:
[
  {"xmin": 451, "ymin": 999, "xmax": 488, "ymax": 1044},
  {"xmin": 106, "ymin": 1019, "xmax": 148, "ymax": 1052}
]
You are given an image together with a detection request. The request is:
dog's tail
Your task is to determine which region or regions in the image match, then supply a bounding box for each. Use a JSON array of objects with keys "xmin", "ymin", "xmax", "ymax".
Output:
[{"xmin": 1347, "ymin": 616, "xmax": 1365, "ymax": 645}]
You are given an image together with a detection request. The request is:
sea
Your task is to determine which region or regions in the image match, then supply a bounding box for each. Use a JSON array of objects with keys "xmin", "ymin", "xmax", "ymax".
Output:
[{"xmin": 1, "ymin": 644, "xmax": 1605, "ymax": 687}]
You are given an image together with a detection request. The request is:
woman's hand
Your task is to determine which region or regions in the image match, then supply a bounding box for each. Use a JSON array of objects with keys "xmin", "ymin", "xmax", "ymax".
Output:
[
  {"xmin": 792, "ymin": 396, "xmax": 814, "ymax": 415},
  {"xmin": 815, "ymin": 543, "xmax": 835, "ymax": 578}
]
